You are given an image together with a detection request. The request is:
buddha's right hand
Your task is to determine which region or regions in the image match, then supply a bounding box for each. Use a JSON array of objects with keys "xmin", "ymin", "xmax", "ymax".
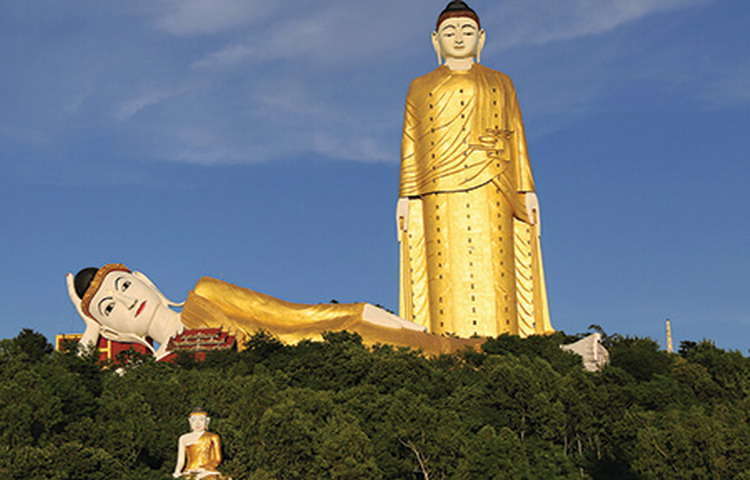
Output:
[{"xmin": 396, "ymin": 197, "xmax": 410, "ymax": 238}]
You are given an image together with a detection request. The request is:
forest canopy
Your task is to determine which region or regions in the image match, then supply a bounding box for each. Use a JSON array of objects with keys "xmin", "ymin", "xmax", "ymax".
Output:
[{"xmin": 1, "ymin": 328, "xmax": 749, "ymax": 480}]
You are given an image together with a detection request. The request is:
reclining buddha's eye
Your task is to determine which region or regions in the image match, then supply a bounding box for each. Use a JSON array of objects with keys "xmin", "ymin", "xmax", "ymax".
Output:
[
  {"xmin": 122, "ymin": 280, "xmax": 131, "ymax": 291},
  {"xmin": 97, "ymin": 296, "xmax": 116, "ymax": 317}
]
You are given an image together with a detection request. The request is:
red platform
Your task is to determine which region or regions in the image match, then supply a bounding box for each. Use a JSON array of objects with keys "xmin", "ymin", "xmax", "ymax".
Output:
[
  {"xmin": 55, "ymin": 328, "xmax": 237, "ymax": 364},
  {"xmin": 55, "ymin": 334, "xmax": 153, "ymax": 362}
]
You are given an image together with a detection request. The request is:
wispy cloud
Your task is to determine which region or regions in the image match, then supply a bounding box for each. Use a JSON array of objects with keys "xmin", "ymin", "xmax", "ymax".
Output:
[
  {"xmin": 701, "ymin": 62, "xmax": 750, "ymax": 108},
  {"xmin": 152, "ymin": 0, "xmax": 276, "ymax": 36},
  {"xmin": 250, "ymin": 81, "xmax": 396, "ymax": 163},
  {"xmin": 253, "ymin": 84, "xmax": 329, "ymax": 117},
  {"xmin": 147, "ymin": 0, "xmax": 718, "ymax": 165},
  {"xmin": 191, "ymin": 44, "xmax": 255, "ymax": 70},
  {"xmin": 188, "ymin": 16, "xmax": 320, "ymax": 69},
  {"xmin": 189, "ymin": 2, "xmax": 431, "ymax": 70},
  {"xmin": 0, "ymin": 0, "xmax": 724, "ymax": 174},
  {"xmin": 114, "ymin": 87, "xmax": 189, "ymax": 121},
  {"xmin": 485, "ymin": 0, "xmax": 710, "ymax": 51},
  {"xmin": 190, "ymin": 0, "xmax": 710, "ymax": 71},
  {"xmin": 63, "ymin": 91, "xmax": 91, "ymax": 115},
  {"xmin": 312, "ymin": 133, "xmax": 391, "ymax": 163},
  {"xmin": 160, "ymin": 127, "xmax": 258, "ymax": 165},
  {"xmin": 158, "ymin": 80, "xmax": 394, "ymax": 165}
]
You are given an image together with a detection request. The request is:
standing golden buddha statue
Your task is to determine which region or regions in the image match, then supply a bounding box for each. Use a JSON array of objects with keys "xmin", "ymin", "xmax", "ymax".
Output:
[{"xmin": 397, "ymin": 1, "xmax": 554, "ymax": 338}]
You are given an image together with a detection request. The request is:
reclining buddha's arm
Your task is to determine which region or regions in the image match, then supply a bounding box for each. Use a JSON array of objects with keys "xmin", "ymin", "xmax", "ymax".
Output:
[{"xmin": 66, "ymin": 273, "xmax": 101, "ymax": 353}]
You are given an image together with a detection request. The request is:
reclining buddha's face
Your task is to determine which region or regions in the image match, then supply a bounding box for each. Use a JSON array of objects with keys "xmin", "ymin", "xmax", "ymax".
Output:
[{"xmin": 88, "ymin": 270, "xmax": 161, "ymax": 337}]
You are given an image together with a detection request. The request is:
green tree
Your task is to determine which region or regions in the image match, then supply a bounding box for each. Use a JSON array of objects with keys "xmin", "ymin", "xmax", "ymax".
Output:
[
  {"xmin": 609, "ymin": 337, "xmax": 673, "ymax": 382},
  {"xmin": 0, "ymin": 442, "xmax": 127, "ymax": 480},
  {"xmin": 1, "ymin": 327, "xmax": 749, "ymax": 479},
  {"xmin": 317, "ymin": 414, "xmax": 382, "ymax": 480},
  {"xmin": 455, "ymin": 425, "xmax": 529, "ymax": 480},
  {"xmin": 679, "ymin": 340, "xmax": 750, "ymax": 400},
  {"xmin": 12, "ymin": 329, "xmax": 52, "ymax": 362}
]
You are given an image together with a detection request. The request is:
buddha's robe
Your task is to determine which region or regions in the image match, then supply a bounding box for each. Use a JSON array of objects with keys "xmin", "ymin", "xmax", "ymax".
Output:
[
  {"xmin": 398, "ymin": 64, "xmax": 553, "ymax": 338},
  {"xmin": 180, "ymin": 277, "xmax": 483, "ymax": 356},
  {"xmin": 184, "ymin": 432, "xmax": 223, "ymax": 477}
]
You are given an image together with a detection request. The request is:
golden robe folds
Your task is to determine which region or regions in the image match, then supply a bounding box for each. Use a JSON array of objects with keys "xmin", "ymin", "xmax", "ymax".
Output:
[
  {"xmin": 181, "ymin": 432, "xmax": 232, "ymax": 480},
  {"xmin": 181, "ymin": 277, "xmax": 483, "ymax": 356},
  {"xmin": 184, "ymin": 432, "xmax": 222, "ymax": 473},
  {"xmin": 398, "ymin": 64, "xmax": 553, "ymax": 338}
]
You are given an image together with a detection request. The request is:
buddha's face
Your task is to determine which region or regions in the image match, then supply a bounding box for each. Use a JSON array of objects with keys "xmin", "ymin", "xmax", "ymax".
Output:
[
  {"xmin": 189, "ymin": 414, "xmax": 209, "ymax": 432},
  {"xmin": 88, "ymin": 271, "xmax": 161, "ymax": 336},
  {"xmin": 435, "ymin": 17, "xmax": 483, "ymax": 60}
]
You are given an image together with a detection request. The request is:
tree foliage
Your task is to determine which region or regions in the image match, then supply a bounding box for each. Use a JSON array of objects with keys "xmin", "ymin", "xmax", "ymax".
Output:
[{"xmin": 1, "ymin": 330, "xmax": 749, "ymax": 479}]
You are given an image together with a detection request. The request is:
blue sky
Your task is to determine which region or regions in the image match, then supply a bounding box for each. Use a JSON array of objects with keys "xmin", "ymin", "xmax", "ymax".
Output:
[{"xmin": 1, "ymin": 0, "xmax": 748, "ymax": 352}]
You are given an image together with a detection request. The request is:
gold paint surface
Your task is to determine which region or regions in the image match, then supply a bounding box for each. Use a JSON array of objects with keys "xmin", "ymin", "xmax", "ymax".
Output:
[
  {"xmin": 181, "ymin": 277, "xmax": 482, "ymax": 356},
  {"xmin": 399, "ymin": 64, "xmax": 553, "ymax": 337},
  {"xmin": 400, "ymin": 64, "xmax": 534, "ymax": 197},
  {"xmin": 185, "ymin": 432, "xmax": 222, "ymax": 472}
]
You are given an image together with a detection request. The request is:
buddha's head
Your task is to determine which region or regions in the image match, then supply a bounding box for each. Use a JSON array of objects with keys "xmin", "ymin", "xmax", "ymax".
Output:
[
  {"xmin": 73, "ymin": 263, "xmax": 162, "ymax": 337},
  {"xmin": 432, "ymin": 1, "xmax": 486, "ymax": 65},
  {"xmin": 188, "ymin": 408, "xmax": 210, "ymax": 432}
]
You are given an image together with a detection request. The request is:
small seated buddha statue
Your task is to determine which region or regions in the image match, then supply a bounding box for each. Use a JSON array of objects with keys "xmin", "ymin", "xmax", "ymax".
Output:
[{"xmin": 173, "ymin": 408, "xmax": 228, "ymax": 480}]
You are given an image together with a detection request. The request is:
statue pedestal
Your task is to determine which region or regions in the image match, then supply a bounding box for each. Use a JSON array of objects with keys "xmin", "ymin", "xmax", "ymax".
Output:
[
  {"xmin": 55, "ymin": 334, "xmax": 152, "ymax": 362},
  {"xmin": 55, "ymin": 329, "xmax": 237, "ymax": 364}
]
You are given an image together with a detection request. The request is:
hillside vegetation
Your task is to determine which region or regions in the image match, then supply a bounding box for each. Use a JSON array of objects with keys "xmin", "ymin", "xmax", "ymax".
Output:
[{"xmin": 1, "ymin": 328, "xmax": 749, "ymax": 480}]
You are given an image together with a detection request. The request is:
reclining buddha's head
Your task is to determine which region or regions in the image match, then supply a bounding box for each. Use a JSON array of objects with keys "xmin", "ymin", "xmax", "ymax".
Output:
[{"xmin": 73, "ymin": 263, "xmax": 161, "ymax": 337}]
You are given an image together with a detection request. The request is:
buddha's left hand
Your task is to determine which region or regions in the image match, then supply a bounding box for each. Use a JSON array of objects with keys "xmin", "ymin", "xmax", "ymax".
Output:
[{"xmin": 518, "ymin": 192, "xmax": 541, "ymax": 233}]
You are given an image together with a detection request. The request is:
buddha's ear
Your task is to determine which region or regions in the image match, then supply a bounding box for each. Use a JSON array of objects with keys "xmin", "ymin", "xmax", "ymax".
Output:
[
  {"xmin": 476, "ymin": 29, "xmax": 486, "ymax": 63},
  {"xmin": 133, "ymin": 271, "xmax": 184, "ymax": 308},
  {"xmin": 431, "ymin": 31, "xmax": 442, "ymax": 65},
  {"xmin": 133, "ymin": 271, "xmax": 160, "ymax": 294}
]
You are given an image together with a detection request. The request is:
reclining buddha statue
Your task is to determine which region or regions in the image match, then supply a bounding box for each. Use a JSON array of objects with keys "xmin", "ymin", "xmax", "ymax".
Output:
[{"xmin": 66, "ymin": 263, "xmax": 481, "ymax": 359}]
